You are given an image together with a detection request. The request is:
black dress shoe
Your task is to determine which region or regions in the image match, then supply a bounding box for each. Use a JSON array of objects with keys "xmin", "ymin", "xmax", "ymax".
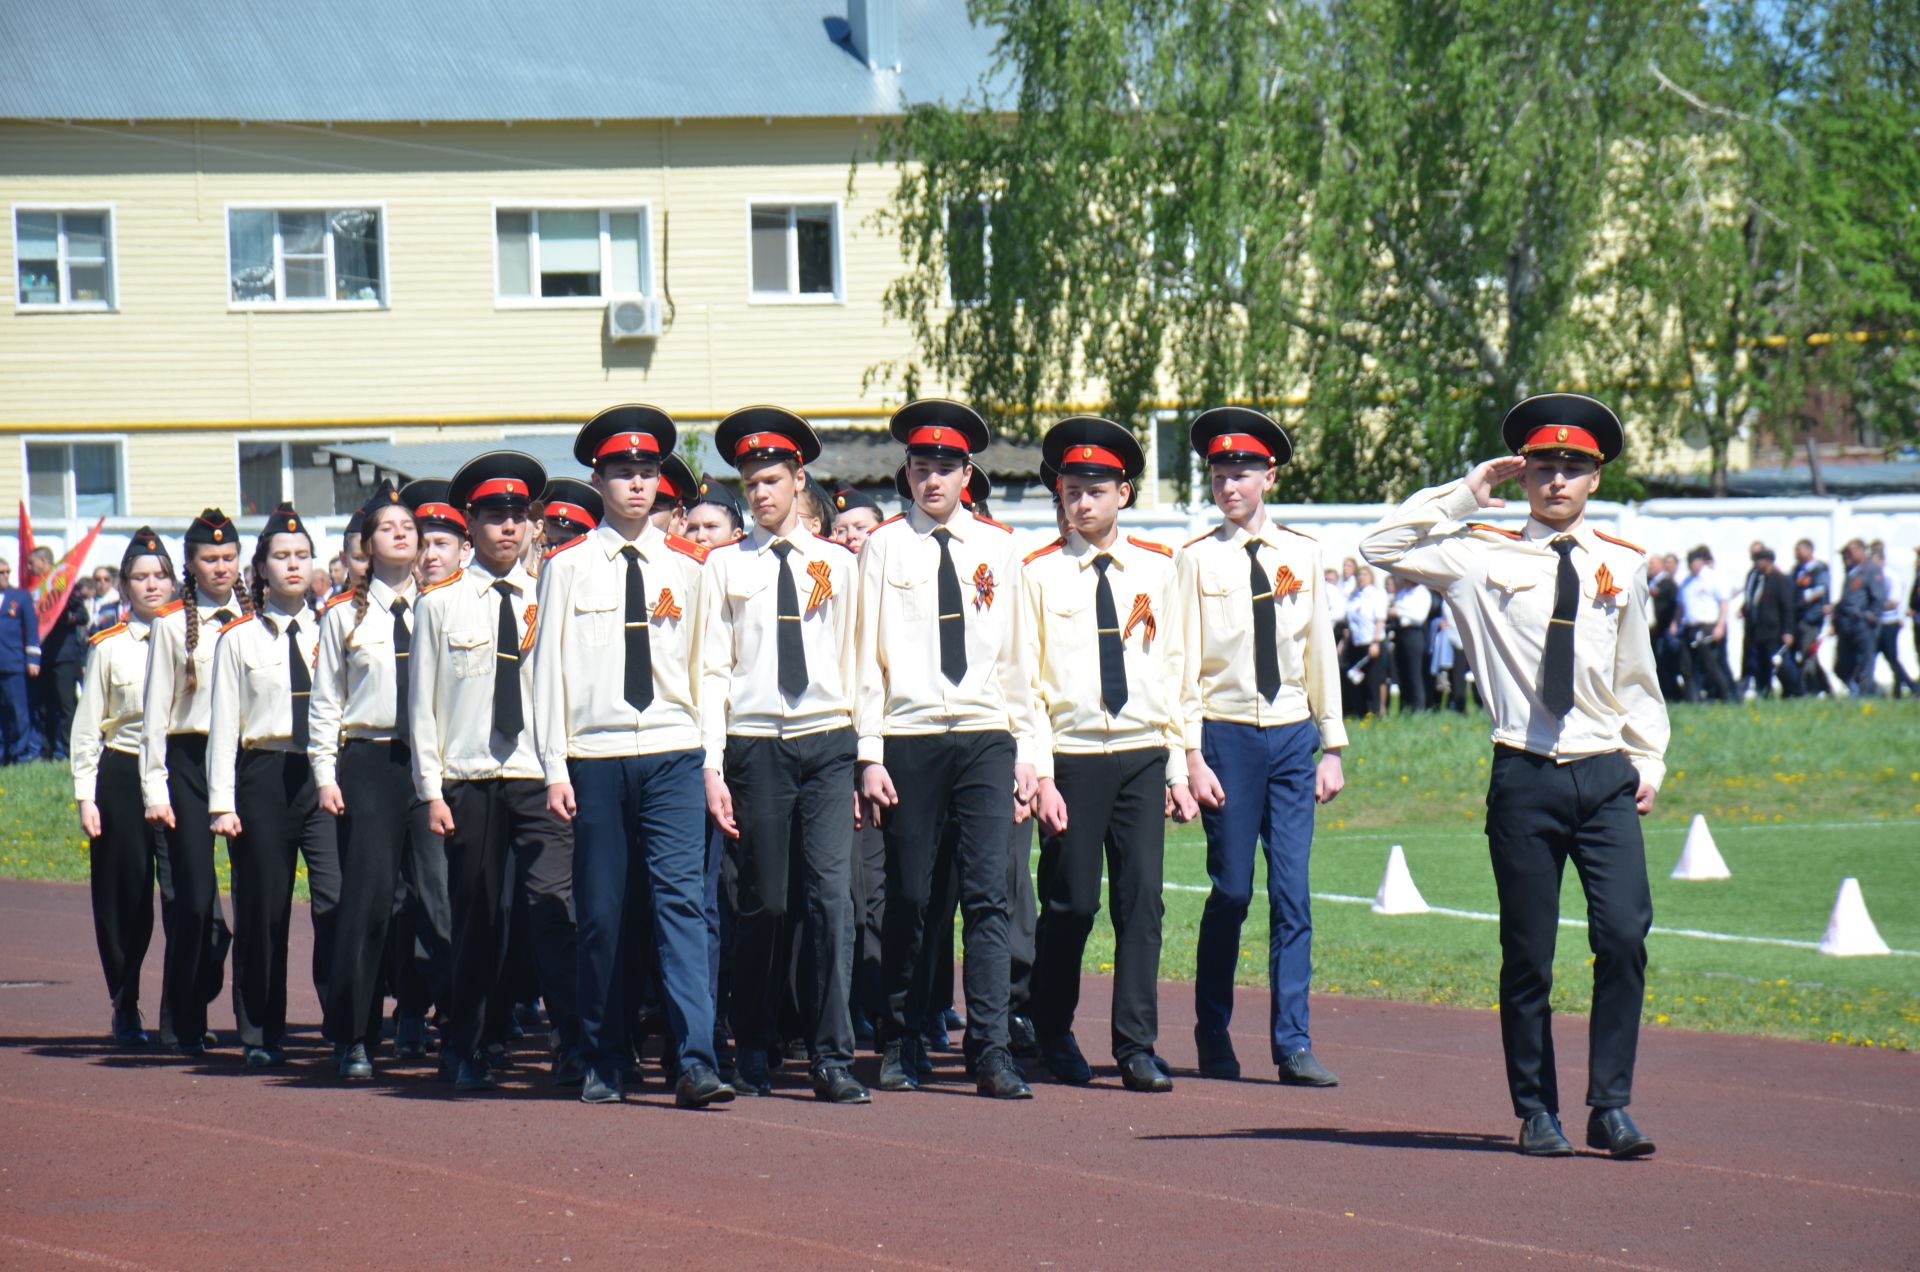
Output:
[
  {"xmin": 1194, "ymin": 1029, "xmax": 1240, "ymax": 1080},
  {"xmin": 244, "ymin": 1046, "xmax": 275, "ymax": 1069},
  {"xmin": 1008, "ymin": 1014, "xmax": 1040, "ymax": 1057},
  {"xmin": 1518, "ymin": 1111, "xmax": 1574, "ymax": 1156},
  {"xmin": 811, "ymin": 1064, "xmax": 871, "ymax": 1104},
  {"xmin": 1586, "ymin": 1108, "xmax": 1656, "ymax": 1159},
  {"xmin": 674, "ymin": 1061, "xmax": 736, "ymax": 1108},
  {"xmin": 1278, "ymin": 1048, "xmax": 1339, "ymax": 1087},
  {"xmin": 484, "ymin": 1043, "xmax": 513, "ymax": 1074},
  {"xmin": 453, "ymin": 1056, "xmax": 497, "ymax": 1093},
  {"xmin": 1039, "ymin": 1033, "xmax": 1093, "ymax": 1085},
  {"xmin": 878, "ymin": 1039, "xmax": 920, "ymax": 1091},
  {"xmin": 550, "ymin": 1046, "xmax": 586, "ymax": 1086},
  {"xmin": 339, "ymin": 1042, "xmax": 374, "ymax": 1081},
  {"xmin": 1119, "ymin": 1052, "xmax": 1173, "ymax": 1093},
  {"xmin": 201, "ymin": 1030, "xmax": 220, "ymax": 1049},
  {"xmin": 580, "ymin": 1068, "xmax": 623, "ymax": 1104},
  {"xmin": 923, "ymin": 1023, "xmax": 954, "ymax": 1054},
  {"xmin": 393, "ymin": 1013, "xmax": 429, "ymax": 1059},
  {"xmin": 733, "ymin": 1048, "xmax": 773, "ymax": 1097},
  {"xmin": 974, "ymin": 1048, "xmax": 1032, "ymax": 1100},
  {"xmin": 111, "ymin": 1008, "xmax": 149, "ymax": 1048},
  {"xmin": 943, "ymin": 1008, "xmax": 966, "ymax": 1032}
]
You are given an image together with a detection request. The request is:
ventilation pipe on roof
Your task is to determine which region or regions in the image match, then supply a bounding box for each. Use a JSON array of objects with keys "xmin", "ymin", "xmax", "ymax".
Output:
[{"xmin": 849, "ymin": 0, "xmax": 899, "ymax": 72}]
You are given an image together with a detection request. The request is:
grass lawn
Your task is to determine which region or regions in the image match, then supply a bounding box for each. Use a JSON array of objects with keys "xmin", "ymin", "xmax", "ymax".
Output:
[{"xmin": 6, "ymin": 698, "xmax": 1917, "ymax": 1049}]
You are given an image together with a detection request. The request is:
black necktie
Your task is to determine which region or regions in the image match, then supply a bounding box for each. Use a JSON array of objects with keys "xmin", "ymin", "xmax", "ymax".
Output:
[
  {"xmin": 286, "ymin": 618, "xmax": 311, "ymax": 749},
  {"xmin": 933, "ymin": 526, "xmax": 967, "ymax": 684},
  {"xmin": 491, "ymin": 579, "xmax": 523, "ymax": 739},
  {"xmin": 1248, "ymin": 540, "xmax": 1280, "ymax": 701},
  {"xmin": 390, "ymin": 596, "xmax": 411, "ymax": 746},
  {"xmin": 1093, "ymin": 554, "xmax": 1128, "ymax": 714},
  {"xmin": 771, "ymin": 541, "xmax": 808, "ymax": 700},
  {"xmin": 1544, "ymin": 537, "xmax": 1579, "ymax": 717},
  {"xmin": 212, "ymin": 608, "xmax": 236, "ymax": 626},
  {"xmin": 621, "ymin": 546, "xmax": 653, "ymax": 712}
]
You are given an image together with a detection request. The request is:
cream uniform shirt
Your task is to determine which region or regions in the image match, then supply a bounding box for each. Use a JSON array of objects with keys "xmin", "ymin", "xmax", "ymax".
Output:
[
  {"xmin": 307, "ymin": 574, "xmax": 417, "ymax": 787},
  {"xmin": 1172, "ymin": 518, "xmax": 1348, "ymax": 751},
  {"xmin": 531, "ymin": 522, "xmax": 707, "ymax": 784},
  {"xmin": 1016, "ymin": 531, "xmax": 1187, "ymax": 784},
  {"xmin": 853, "ymin": 504, "xmax": 1035, "ymax": 766},
  {"xmin": 1359, "ymin": 479, "xmax": 1669, "ymax": 788},
  {"xmin": 70, "ymin": 617, "xmax": 152, "ymax": 802},
  {"xmin": 698, "ymin": 524, "xmax": 857, "ymax": 769},
  {"xmin": 139, "ymin": 593, "xmax": 245, "ymax": 807},
  {"xmin": 206, "ymin": 603, "xmax": 321, "ymax": 815},
  {"xmin": 410, "ymin": 562, "xmax": 543, "ymax": 801}
]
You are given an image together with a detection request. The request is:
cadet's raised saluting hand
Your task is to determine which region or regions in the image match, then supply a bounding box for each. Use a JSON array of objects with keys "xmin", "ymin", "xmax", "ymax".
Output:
[{"xmin": 1465, "ymin": 456, "xmax": 1527, "ymax": 508}]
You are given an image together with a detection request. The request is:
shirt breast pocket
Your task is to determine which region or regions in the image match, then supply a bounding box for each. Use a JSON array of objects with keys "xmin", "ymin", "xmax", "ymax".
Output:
[
  {"xmin": 573, "ymin": 590, "xmax": 619, "ymax": 647},
  {"xmin": 1485, "ymin": 573, "xmax": 1542, "ymax": 620},
  {"xmin": 446, "ymin": 629, "xmax": 491, "ymax": 679},
  {"xmin": 1196, "ymin": 565, "xmax": 1244, "ymax": 632},
  {"xmin": 346, "ymin": 623, "xmax": 389, "ymax": 670},
  {"xmin": 106, "ymin": 659, "xmax": 141, "ymax": 716},
  {"xmin": 725, "ymin": 572, "xmax": 768, "ymax": 619},
  {"xmin": 240, "ymin": 639, "xmax": 286, "ymax": 693},
  {"xmin": 886, "ymin": 561, "xmax": 931, "ymax": 623}
]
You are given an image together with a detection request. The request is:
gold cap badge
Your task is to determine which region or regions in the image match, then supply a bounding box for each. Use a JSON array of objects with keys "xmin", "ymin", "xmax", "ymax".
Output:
[{"xmin": 1556, "ymin": 427, "xmax": 1569, "ymax": 442}]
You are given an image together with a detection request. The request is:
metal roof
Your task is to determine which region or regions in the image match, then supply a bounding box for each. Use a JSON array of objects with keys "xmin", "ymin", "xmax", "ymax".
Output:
[
  {"xmin": 1651, "ymin": 459, "xmax": 1920, "ymax": 498},
  {"xmin": 0, "ymin": 0, "xmax": 1008, "ymax": 123}
]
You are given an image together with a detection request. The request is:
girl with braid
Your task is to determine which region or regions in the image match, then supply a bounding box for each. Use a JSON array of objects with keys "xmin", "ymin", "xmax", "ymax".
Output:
[
  {"xmin": 206, "ymin": 505, "xmax": 342, "ymax": 1069},
  {"xmin": 310, "ymin": 483, "xmax": 422, "ymax": 1080},
  {"xmin": 141, "ymin": 509, "xmax": 248, "ymax": 1056}
]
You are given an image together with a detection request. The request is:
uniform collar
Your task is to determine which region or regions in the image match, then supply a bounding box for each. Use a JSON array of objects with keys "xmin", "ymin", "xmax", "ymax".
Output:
[
  {"xmin": 196, "ymin": 593, "xmax": 240, "ymax": 620},
  {"xmin": 1521, "ymin": 518, "xmax": 1596, "ymax": 553},
  {"xmin": 1219, "ymin": 518, "xmax": 1279, "ymax": 551},
  {"xmin": 1063, "ymin": 530, "xmax": 1126, "ymax": 570},
  {"xmin": 127, "ymin": 616, "xmax": 152, "ymax": 642},
  {"xmin": 593, "ymin": 521, "xmax": 655, "ymax": 561},
  {"xmin": 366, "ymin": 574, "xmax": 415, "ymax": 608},
  {"xmin": 747, "ymin": 524, "xmax": 812, "ymax": 557},
  {"xmin": 469, "ymin": 560, "xmax": 533, "ymax": 595},
  {"xmin": 905, "ymin": 503, "xmax": 974, "ymax": 542}
]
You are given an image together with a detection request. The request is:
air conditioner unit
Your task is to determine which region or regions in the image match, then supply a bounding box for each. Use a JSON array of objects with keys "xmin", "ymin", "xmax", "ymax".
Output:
[{"xmin": 606, "ymin": 295, "xmax": 663, "ymax": 341}]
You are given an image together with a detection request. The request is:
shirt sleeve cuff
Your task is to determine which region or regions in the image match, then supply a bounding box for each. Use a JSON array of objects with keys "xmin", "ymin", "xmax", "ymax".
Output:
[
  {"xmin": 1630, "ymin": 755, "xmax": 1665, "ymax": 791},
  {"xmin": 74, "ymin": 778, "xmax": 96, "ymax": 802},
  {"xmin": 142, "ymin": 779, "xmax": 169, "ymax": 808},
  {"xmin": 856, "ymin": 735, "xmax": 884, "ymax": 766},
  {"xmin": 1164, "ymin": 749, "xmax": 1188, "ymax": 786},
  {"xmin": 311, "ymin": 759, "xmax": 338, "ymax": 788},
  {"xmin": 542, "ymin": 757, "xmax": 572, "ymax": 786},
  {"xmin": 1318, "ymin": 718, "xmax": 1350, "ymax": 751}
]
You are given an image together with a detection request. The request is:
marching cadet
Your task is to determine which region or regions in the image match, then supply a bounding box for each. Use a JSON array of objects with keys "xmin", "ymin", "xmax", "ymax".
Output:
[
  {"xmin": 70, "ymin": 528, "xmax": 176, "ymax": 1047},
  {"xmin": 341, "ymin": 504, "xmax": 371, "ymax": 591},
  {"xmin": 531, "ymin": 408, "xmax": 732, "ymax": 1108},
  {"xmin": 700, "ymin": 407, "xmax": 866, "ymax": 1103},
  {"xmin": 1176, "ymin": 408, "xmax": 1347, "ymax": 1088},
  {"xmin": 206, "ymin": 505, "xmax": 342, "ymax": 1068},
  {"xmin": 685, "ymin": 478, "xmax": 745, "ymax": 550},
  {"xmin": 310, "ymin": 483, "xmax": 421, "ymax": 1079},
  {"xmin": 539, "ymin": 478, "xmax": 603, "ymax": 552},
  {"xmin": 855, "ymin": 398, "xmax": 1036, "ymax": 1099},
  {"xmin": 1360, "ymin": 394, "xmax": 1667, "ymax": 1159},
  {"xmin": 1019, "ymin": 418, "xmax": 1192, "ymax": 1092},
  {"xmin": 830, "ymin": 487, "xmax": 884, "ymax": 553},
  {"xmin": 141, "ymin": 509, "xmax": 246, "ymax": 1055},
  {"xmin": 411, "ymin": 453, "xmax": 581, "ymax": 1093},
  {"xmin": 829, "ymin": 484, "xmax": 886, "ymax": 1041},
  {"xmin": 648, "ymin": 454, "xmax": 698, "ymax": 536}
]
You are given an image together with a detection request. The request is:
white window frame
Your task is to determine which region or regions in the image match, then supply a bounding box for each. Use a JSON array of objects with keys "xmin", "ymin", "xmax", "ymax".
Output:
[
  {"xmin": 223, "ymin": 202, "xmax": 391, "ymax": 312},
  {"xmin": 744, "ymin": 198, "xmax": 845, "ymax": 305},
  {"xmin": 489, "ymin": 200, "xmax": 654, "ymax": 309},
  {"xmin": 234, "ymin": 432, "xmax": 397, "ymax": 520},
  {"xmin": 11, "ymin": 203, "xmax": 118, "ymax": 312},
  {"xmin": 20, "ymin": 435, "xmax": 129, "ymax": 519}
]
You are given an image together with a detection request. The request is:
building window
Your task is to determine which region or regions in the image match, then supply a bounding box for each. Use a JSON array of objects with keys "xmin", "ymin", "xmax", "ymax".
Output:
[
  {"xmin": 227, "ymin": 207, "xmax": 385, "ymax": 307},
  {"xmin": 494, "ymin": 207, "xmax": 650, "ymax": 303},
  {"xmin": 14, "ymin": 208, "xmax": 115, "ymax": 309},
  {"xmin": 947, "ymin": 199, "xmax": 989, "ymax": 306},
  {"xmin": 238, "ymin": 440, "xmax": 384, "ymax": 516},
  {"xmin": 748, "ymin": 202, "xmax": 841, "ymax": 301},
  {"xmin": 25, "ymin": 441, "xmax": 124, "ymax": 519}
]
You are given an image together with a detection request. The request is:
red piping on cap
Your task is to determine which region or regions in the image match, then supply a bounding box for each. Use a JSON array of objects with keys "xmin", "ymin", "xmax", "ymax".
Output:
[
  {"xmin": 1206, "ymin": 432, "xmax": 1272, "ymax": 459},
  {"xmin": 1062, "ymin": 444, "xmax": 1125, "ymax": 469},
  {"xmin": 595, "ymin": 431, "xmax": 662, "ymax": 459},
  {"xmin": 469, "ymin": 477, "xmax": 529, "ymax": 501},
  {"xmin": 543, "ymin": 502, "xmax": 595, "ymax": 528},
  {"xmin": 416, "ymin": 502, "xmax": 467, "ymax": 530},
  {"xmin": 907, "ymin": 425, "xmax": 971, "ymax": 453},
  {"xmin": 734, "ymin": 431, "xmax": 800, "ymax": 458},
  {"xmin": 1520, "ymin": 424, "xmax": 1602, "ymax": 457}
]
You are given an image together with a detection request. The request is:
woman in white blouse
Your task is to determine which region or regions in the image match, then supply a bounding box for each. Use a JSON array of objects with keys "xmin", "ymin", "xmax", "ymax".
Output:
[{"xmin": 1343, "ymin": 566, "xmax": 1390, "ymax": 717}]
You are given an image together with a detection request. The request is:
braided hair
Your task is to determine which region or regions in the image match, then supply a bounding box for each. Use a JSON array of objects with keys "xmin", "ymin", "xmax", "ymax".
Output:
[
  {"xmin": 250, "ymin": 525, "xmax": 316, "ymax": 637},
  {"xmin": 179, "ymin": 545, "xmax": 254, "ymax": 695}
]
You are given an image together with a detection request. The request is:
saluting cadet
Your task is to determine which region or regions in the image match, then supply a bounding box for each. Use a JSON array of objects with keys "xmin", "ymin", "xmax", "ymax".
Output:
[
  {"xmin": 1360, "ymin": 393, "xmax": 1668, "ymax": 1159},
  {"xmin": 1019, "ymin": 418, "xmax": 1192, "ymax": 1092},
  {"xmin": 531, "ymin": 409, "xmax": 733, "ymax": 1108},
  {"xmin": 310, "ymin": 483, "xmax": 421, "ymax": 1079},
  {"xmin": 141, "ymin": 509, "xmax": 246, "ymax": 1055},
  {"xmin": 855, "ymin": 398, "xmax": 1036, "ymax": 1099},
  {"xmin": 539, "ymin": 478, "xmax": 603, "ymax": 552},
  {"xmin": 411, "ymin": 452, "xmax": 581, "ymax": 1094},
  {"xmin": 206, "ymin": 505, "xmax": 342, "ymax": 1069},
  {"xmin": 699, "ymin": 407, "xmax": 866, "ymax": 1103},
  {"xmin": 70, "ymin": 528, "xmax": 175, "ymax": 1047},
  {"xmin": 1175, "ymin": 408, "xmax": 1347, "ymax": 1088}
]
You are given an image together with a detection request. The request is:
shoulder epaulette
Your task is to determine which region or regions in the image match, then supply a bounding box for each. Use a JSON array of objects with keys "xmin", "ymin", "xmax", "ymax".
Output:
[
  {"xmin": 220, "ymin": 614, "xmax": 255, "ymax": 635},
  {"xmin": 665, "ymin": 534, "xmax": 708, "ymax": 564},
  {"xmin": 156, "ymin": 599, "xmax": 186, "ymax": 617},
  {"xmin": 1467, "ymin": 522, "xmax": 1524, "ymax": 541},
  {"xmin": 88, "ymin": 622, "xmax": 127, "ymax": 646},
  {"xmin": 974, "ymin": 515, "xmax": 1014, "ymax": 533},
  {"xmin": 1023, "ymin": 539, "xmax": 1065, "ymax": 566},
  {"xmin": 323, "ymin": 592, "xmax": 356, "ymax": 611},
  {"xmin": 1594, "ymin": 530, "xmax": 1647, "ymax": 555},
  {"xmin": 420, "ymin": 569, "xmax": 464, "ymax": 595},
  {"xmin": 1128, "ymin": 535, "xmax": 1174, "ymax": 557},
  {"xmin": 1183, "ymin": 528, "xmax": 1217, "ymax": 549},
  {"xmin": 813, "ymin": 533, "xmax": 855, "ymax": 553},
  {"xmin": 875, "ymin": 513, "xmax": 906, "ymax": 530},
  {"xmin": 1273, "ymin": 523, "xmax": 1318, "ymax": 541},
  {"xmin": 544, "ymin": 536, "xmax": 586, "ymax": 561}
]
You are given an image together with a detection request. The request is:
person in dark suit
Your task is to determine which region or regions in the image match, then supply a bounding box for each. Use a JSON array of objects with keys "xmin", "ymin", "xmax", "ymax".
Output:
[
  {"xmin": 1648, "ymin": 554, "xmax": 1682, "ymax": 702},
  {"xmin": 1739, "ymin": 548, "xmax": 1795, "ymax": 698},
  {"xmin": 1786, "ymin": 539, "xmax": 1831, "ymax": 697},
  {"xmin": 0, "ymin": 560, "xmax": 41, "ymax": 763}
]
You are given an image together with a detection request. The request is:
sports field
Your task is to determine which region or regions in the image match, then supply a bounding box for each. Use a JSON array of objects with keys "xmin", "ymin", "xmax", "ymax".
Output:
[{"xmin": 7, "ymin": 698, "xmax": 1916, "ymax": 1048}]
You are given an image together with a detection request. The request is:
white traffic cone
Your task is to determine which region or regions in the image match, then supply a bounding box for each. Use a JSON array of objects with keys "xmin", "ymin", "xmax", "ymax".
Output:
[
  {"xmin": 1371, "ymin": 844, "xmax": 1431, "ymax": 915},
  {"xmin": 1818, "ymin": 878, "xmax": 1891, "ymax": 957},
  {"xmin": 1670, "ymin": 814, "xmax": 1732, "ymax": 881}
]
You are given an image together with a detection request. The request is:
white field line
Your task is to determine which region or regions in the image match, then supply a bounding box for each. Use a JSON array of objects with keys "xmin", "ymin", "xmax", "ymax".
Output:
[{"xmin": 1309, "ymin": 818, "xmax": 1920, "ymax": 840}]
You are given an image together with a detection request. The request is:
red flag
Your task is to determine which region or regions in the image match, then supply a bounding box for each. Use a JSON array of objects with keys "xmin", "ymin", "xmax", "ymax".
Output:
[
  {"xmin": 16, "ymin": 501, "xmax": 35, "ymax": 588},
  {"xmin": 32, "ymin": 518, "xmax": 105, "ymax": 642}
]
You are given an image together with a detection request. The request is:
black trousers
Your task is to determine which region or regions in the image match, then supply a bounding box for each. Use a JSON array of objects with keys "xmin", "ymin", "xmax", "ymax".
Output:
[
  {"xmin": 441, "ymin": 778, "xmax": 577, "ymax": 1061},
  {"xmin": 157, "ymin": 734, "xmax": 230, "ymax": 1047},
  {"xmin": 725, "ymin": 728, "xmax": 857, "ymax": 1066},
  {"xmin": 1030, "ymin": 749, "xmax": 1166, "ymax": 1061},
  {"xmin": 1485, "ymin": 747, "xmax": 1651, "ymax": 1117},
  {"xmin": 1392, "ymin": 628, "xmax": 1428, "ymax": 712},
  {"xmin": 230, "ymin": 748, "xmax": 340, "ymax": 1051},
  {"xmin": 850, "ymin": 820, "xmax": 886, "ymax": 1028},
  {"xmin": 926, "ymin": 810, "xmax": 1037, "ymax": 1025},
  {"xmin": 89, "ymin": 747, "xmax": 169, "ymax": 1015},
  {"xmin": 40, "ymin": 654, "xmax": 81, "ymax": 760},
  {"xmin": 392, "ymin": 799, "xmax": 450, "ymax": 1020},
  {"xmin": 879, "ymin": 730, "xmax": 1013, "ymax": 1060},
  {"xmin": 1677, "ymin": 626, "xmax": 1732, "ymax": 701},
  {"xmin": 324, "ymin": 740, "xmax": 415, "ymax": 1046}
]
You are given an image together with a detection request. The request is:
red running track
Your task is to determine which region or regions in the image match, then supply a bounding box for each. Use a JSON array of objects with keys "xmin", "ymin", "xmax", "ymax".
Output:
[{"xmin": 0, "ymin": 878, "xmax": 1914, "ymax": 1270}]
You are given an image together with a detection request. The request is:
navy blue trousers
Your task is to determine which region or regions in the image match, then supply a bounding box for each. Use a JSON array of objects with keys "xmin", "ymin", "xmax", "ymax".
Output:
[
  {"xmin": 1193, "ymin": 718, "xmax": 1321, "ymax": 1060},
  {"xmin": 570, "ymin": 750, "xmax": 715, "ymax": 1076},
  {"xmin": 0, "ymin": 669, "xmax": 38, "ymax": 763}
]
